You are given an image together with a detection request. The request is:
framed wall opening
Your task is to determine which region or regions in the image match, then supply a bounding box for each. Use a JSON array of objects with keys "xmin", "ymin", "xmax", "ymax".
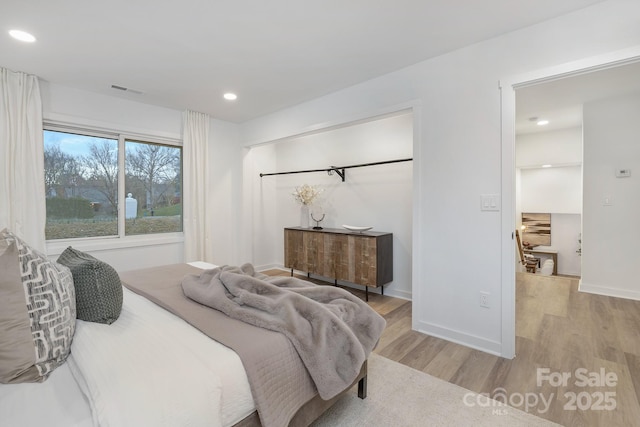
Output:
[{"xmin": 500, "ymin": 47, "xmax": 640, "ymax": 358}]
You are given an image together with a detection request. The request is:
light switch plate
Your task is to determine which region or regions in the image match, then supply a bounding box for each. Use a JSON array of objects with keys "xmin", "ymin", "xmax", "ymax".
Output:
[{"xmin": 481, "ymin": 194, "xmax": 500, "ymax": 211}]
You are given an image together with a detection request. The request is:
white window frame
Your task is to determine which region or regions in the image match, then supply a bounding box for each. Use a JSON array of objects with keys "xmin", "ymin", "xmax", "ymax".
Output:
[{"xmin": 43, "ymin": 122, "xmax": 184, "ymax": 256}]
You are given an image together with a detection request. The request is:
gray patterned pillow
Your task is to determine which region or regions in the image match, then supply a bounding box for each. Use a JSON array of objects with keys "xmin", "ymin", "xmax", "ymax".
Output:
[
  {"xmin": 0, "ymin": 228, "xmax": 76, "ymax": 384},
  {"xmin": 57, "ymin": 246, "xmax": 123, "ymax": 325}
]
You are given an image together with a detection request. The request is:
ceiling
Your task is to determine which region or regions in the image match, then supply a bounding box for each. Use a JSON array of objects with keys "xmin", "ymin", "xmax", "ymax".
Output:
[
  {"xmin": 2, "ymin": 0, "xmax": 604, "ymax": 123},
  {"xmin": 516, "ymin": 61, "xmax": 640, "ymax": 135}
]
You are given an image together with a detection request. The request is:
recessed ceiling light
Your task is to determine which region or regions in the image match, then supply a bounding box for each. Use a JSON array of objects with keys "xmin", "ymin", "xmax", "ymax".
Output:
[
  {"xmin": 537, "ymin": 120, "xmax": 549, "ymax": 126},
  {"xmin": 223, "ymin": 93, "xmax": 237, "ymax": 101},
  {"xmin": 542, "ymin": 164, "xmax": 552, "ymax": 168},
  {"xmin": 9, "ymin": 29, "xmax": 36, "ymax": 43}
]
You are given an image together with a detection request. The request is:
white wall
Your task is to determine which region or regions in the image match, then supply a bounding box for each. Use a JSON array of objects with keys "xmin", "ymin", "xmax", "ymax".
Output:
[
  {"xmin": 239, "ymin": 1, "xmax": 640, "ymax": 356},
  {"xmin": 207, "ymin": 118, "xmax": 244, "ymax": 266},
  {"xmin": 520, "ymin": 166, "xmax": 582, "ymax": 214},
  {"xmin": 41, "ymin": 82, "xmax": 182, "ymax": 139},
  {"xmin": 550, "ymin": 213, "xmax": 582, "ymax": 276},
  {"xmin": 516, "ymin": 127, "xmax": 582, "ymax": 167},
  {"xmin": 582, "ymin": 92, "xmax": 640, "ymax": 299},
  {"xmin": 249, "ymin": 112, "xmax": 413, "ymax": 299},
  {"xmin": 246, "ymin": 143, "xmax": 278, "ymax": 265}
]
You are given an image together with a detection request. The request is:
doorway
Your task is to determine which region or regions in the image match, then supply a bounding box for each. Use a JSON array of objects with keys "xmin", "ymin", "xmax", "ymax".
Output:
[
  {"xmin": 515, "ymin": 82, "xmax": 585, "ymax": 278},
  {"xmin": 500, "ymin": 49, "xmax": 640, "ymax": 358}
]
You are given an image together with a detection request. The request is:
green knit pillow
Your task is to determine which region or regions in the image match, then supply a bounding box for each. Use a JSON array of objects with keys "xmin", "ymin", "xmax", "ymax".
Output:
[{"xmin": 57, "ymin": 247, "xmax": 122, "ymax": 324}]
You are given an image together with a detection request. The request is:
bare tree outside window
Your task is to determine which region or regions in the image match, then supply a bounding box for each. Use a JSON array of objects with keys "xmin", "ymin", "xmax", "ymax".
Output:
[
  {"xmin": 44, "ymin": 143, "xmax": 82, "ymax": 198},
  {"xmin": 81, "ymin": 139, "xmax": 119, "ymax": 214},
  {"xmin": 126, "ymin": 141, "xmax": 180, "ymax": 210},
  {"xmin": 44, "ymin": 130, "xmax": 118, "ymax": 239},
  {"xmin": 125, "ymin": 140, "xmax": 182, "ymax": 235}
]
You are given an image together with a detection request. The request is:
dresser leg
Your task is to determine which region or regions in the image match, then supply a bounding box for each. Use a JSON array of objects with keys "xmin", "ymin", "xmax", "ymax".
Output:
[
  {"xmin": 358, "ymin": 375, "xmax": 367, "ymax": 399},
  {"xmin": 365, "ymin": 286, "xmax": 368, "ymax": 302},
  {"xmin": 290, "ymin": 268, "xmax": 293, "ymax": 277}
]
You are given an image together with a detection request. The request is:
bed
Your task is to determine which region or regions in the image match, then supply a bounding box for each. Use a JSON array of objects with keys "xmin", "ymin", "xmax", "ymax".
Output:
[
  {"xmin": 0, "ymin": 230, "xmax": 383, "ymax": 427},
  {"xmin": 0, "ymin": 277, "xmax": 255, "ymax": 427}
]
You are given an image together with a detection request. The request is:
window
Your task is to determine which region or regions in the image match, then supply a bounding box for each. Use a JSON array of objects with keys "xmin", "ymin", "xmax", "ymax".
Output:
[
  {"xmin": 43, "ymin": 126, "xmax": 182, "ymax": 240},
  {"xmin": 124, "ymin": 140, "xmax": 182, "ymax": 236}
]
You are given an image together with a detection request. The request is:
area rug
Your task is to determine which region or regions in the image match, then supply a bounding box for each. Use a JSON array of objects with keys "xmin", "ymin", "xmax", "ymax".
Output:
[{"xmin": 312, "ymin": 353, "xmax": 559, "ymax": 427}]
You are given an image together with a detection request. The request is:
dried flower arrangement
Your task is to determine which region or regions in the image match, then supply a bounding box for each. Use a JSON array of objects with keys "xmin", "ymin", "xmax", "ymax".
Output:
[{"xmin": 292, "ymin": 184, "xmax": 323, "ymax": 205}]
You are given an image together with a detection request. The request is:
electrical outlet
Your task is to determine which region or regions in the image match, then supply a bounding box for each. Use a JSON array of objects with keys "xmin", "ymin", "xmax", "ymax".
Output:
[{"xmin": 480, "ymin": 292, "xmax": 490, "ymax": 308}]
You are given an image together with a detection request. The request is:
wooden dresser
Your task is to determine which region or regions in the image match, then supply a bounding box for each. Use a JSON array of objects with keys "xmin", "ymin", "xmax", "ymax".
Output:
[{"xmin": 284, "ymin": 227, "xmax": 393, "ymax": 300}]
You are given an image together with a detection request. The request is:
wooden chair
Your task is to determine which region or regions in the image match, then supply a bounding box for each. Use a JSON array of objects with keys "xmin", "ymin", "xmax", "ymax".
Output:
[{"xmin": 515, "ymin": 229, "xmax": 539, "ymax": 273}]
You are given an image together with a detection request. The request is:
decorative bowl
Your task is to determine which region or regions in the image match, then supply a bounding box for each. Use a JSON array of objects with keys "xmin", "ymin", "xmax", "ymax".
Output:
[{"xmin": 342, "ymin": 225, "xmax": 373, "ymax": 233}]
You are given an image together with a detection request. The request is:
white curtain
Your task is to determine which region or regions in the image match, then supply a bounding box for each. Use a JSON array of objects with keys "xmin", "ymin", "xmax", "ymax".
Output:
[
  {"xmin": 182, "ymin": 110, "xmax": 213, "ymax": 262},
  {"xmin": 0, "ymin": 68, "xmax": 46, "ymax": 251}
]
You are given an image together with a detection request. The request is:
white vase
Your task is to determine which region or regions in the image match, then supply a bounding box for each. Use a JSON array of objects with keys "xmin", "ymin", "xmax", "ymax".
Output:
[{"xmin": 300, "ymin": 205, "xmax": 310, "ymax": 228}]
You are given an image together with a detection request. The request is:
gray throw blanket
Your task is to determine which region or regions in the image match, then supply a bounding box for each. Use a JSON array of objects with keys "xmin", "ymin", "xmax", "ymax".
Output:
[{"xmin": 182, "ymin": 264, "xmax": 386, "ymax": 400}]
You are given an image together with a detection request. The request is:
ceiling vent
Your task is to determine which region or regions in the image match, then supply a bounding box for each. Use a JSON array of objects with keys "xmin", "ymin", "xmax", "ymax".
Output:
[{"xmin": 111, "ymin": 84, "xmax": 143, "ymax": 95}]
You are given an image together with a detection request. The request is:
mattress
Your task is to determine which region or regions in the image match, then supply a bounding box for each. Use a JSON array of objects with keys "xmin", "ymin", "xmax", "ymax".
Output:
[
  {"xmin": 0, "ymin": 362, "xmax": 93, "ymax": 426},
  {"xmin": 0, "ymin": 262, "xmax": 255, "ymax": 427}
]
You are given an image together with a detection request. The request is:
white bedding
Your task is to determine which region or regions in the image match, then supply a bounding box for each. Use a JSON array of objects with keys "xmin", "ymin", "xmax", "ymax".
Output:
[
  {"xmin": 0, "ymin": 362, "xmax": 93, "ymax": 426},
  {"xmin": 0, "ymin": 263, "xmax": 255, "ymax": 427}
]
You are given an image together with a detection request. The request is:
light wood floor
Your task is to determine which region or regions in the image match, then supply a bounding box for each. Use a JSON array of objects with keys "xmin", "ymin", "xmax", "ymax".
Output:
[{"xmin": 264, "ymin": 270, "xmax": 640, "ymax": 427}]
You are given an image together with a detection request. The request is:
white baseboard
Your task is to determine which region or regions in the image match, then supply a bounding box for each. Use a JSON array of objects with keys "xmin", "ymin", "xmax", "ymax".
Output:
[
  {"xmin": 579, "ymin": 280, "xmax": 640, "ymax": 301},
  {"xmin": 257, "ymin": 264, "xmax": 412, "ymax": 300},
  {"xmin": 254, "ymin": 263, "xmax": 283, "ymax": 272},
  {"xmin": 385, "ymin": 288, "xmax": 412, "ymax": 301},
  {"xmin": 337, "ymin": 282, "xmax": 412, "ymax": 301},
  {"xmin": 416, "ymin": 320, "xmax": 503, "ymax": 357}
]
